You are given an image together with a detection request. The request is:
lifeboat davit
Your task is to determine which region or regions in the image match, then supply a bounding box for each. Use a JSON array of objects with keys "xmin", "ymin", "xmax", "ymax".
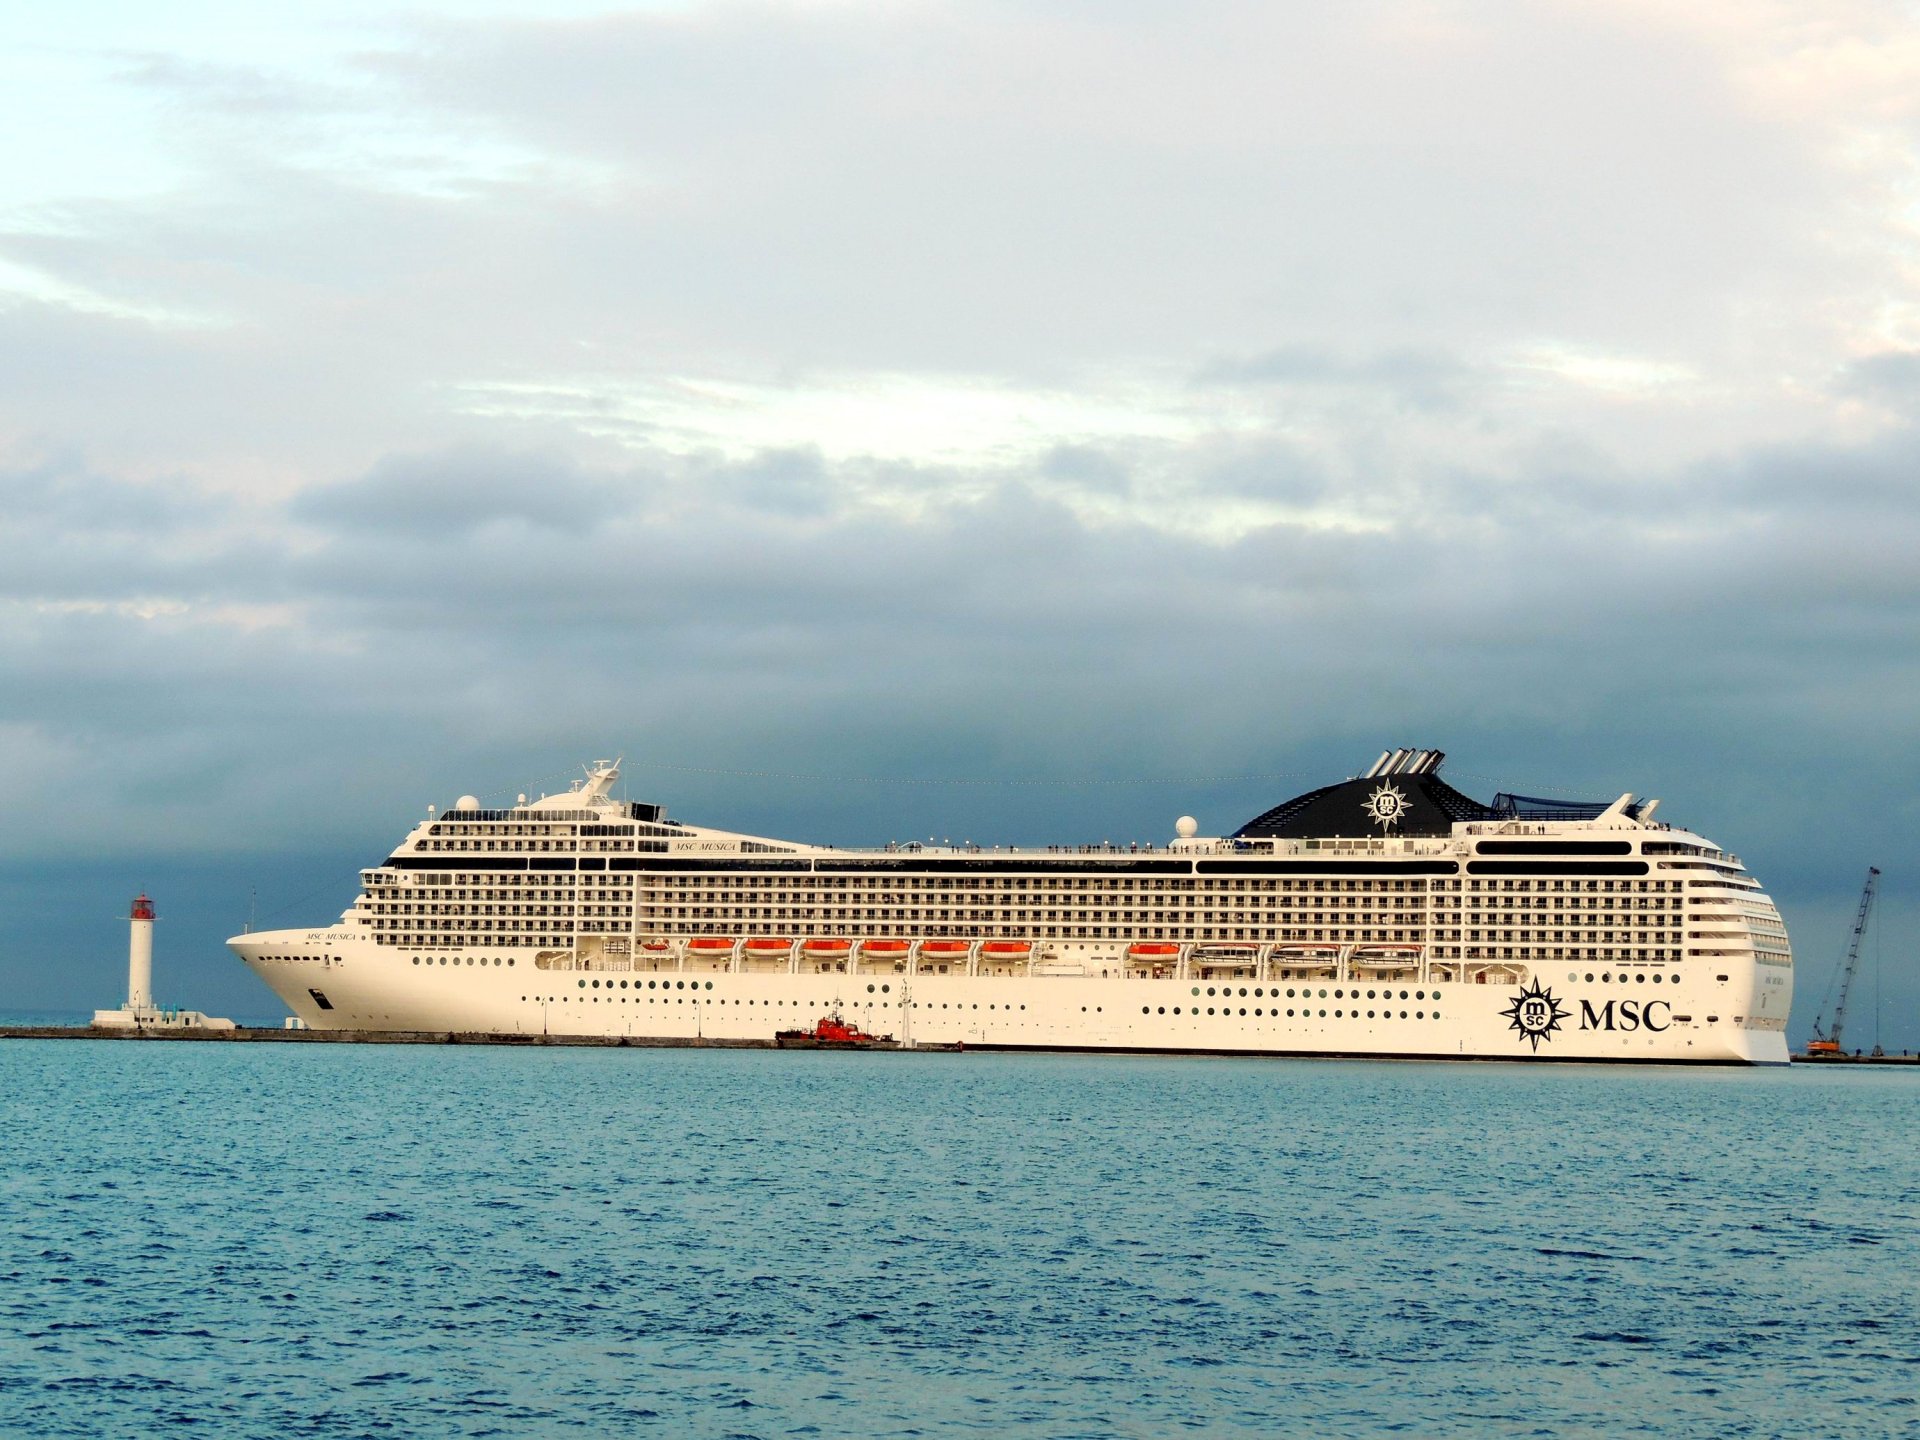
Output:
[
  {"xmin": 979, "ymin": 941, "xmax": 1032, "ymax": 960},
  {"xmin": 1192, "ymin": 942, "xmax": 1262, "ymax": 961},
  {"xmin": 1271, "ymin": 944, "xmax": 1340, "ymax": 970},
  {"xmin": 1351, "ymin": 944, "xmax": 1423, "ymax": 969},
  {"xmin": 1127, "ymin": 942, "xmax": 1181, "ymax": 959}
]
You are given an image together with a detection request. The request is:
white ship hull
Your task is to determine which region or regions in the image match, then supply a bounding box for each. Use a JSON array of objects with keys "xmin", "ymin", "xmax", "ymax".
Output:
[{"xmin": 233, "ymin": 930, "xmax": 1788, "ymax": 1064}]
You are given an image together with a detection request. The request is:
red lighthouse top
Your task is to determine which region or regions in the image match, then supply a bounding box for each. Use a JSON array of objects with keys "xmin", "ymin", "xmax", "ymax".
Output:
[{"xmin": 131, "ymin": 894, "xmax": 154, "ymax": 921}]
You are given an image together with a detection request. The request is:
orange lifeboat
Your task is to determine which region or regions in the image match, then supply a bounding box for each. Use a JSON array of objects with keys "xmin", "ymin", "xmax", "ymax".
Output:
[
  {"xmin": 744, "ymin": 938, "xmax": 794, "ymax": 959},
  {"xmin": 640, "ymin": 939, "xmax": 673, "ymax": 954},
  {"xmin": 919, "ymin": 940, "xmax": 972, "ymax": 961},
  {"xmin": 802, "ymin": 938, "xmax": 853, "ymax": 958},
  {"xmin": 979, "ymin": 941, "xmax": 1032, "ymax": 961},
  {"xmin": 686, "ymin": 937, "xmax": 735, "ymax": 956},
  {"xmin": 1128, "ymin": 942, "xmax": 1181, "ymax": 959},
  {"xmin": 860, "ymin": 939, "xmax": 912, "ymax": 963}
]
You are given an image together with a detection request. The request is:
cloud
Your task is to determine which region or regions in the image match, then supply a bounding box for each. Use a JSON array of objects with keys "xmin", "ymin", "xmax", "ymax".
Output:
[
  {"xmin": 292, "ymin": 445, "xmax": 634, "ymax": 536},
  {"xmin": 3, "ymin": 1, "xmax": 1920, "ymax": 1040},
  {"xmin": 1196, "ymin": 346, "xmax": 1473, "ymax": 411},
  {"xmin": 1843, "ymin": 350, "xmax": 1920, "ymax": 405}
]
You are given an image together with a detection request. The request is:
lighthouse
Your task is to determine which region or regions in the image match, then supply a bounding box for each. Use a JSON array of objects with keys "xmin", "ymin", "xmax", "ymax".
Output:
[
  {"xmin": 91, "ymin": 891, "xmax": 235, "ymax": 1032},
  {"xmin": 127, "ymin": 893, "xmax": 155, "ymax": 1009}
]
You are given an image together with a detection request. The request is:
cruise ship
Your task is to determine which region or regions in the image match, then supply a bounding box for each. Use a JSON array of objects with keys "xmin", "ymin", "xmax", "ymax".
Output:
[{"xmin": 230, "ymin": 750, "xmax": 1793, "ymax": 1063}]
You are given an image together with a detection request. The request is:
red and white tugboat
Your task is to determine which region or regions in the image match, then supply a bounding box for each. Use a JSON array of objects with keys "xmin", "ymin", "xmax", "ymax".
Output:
[{"xmin": 774, "ymin": 1011, "xmax": 898, "ymax": 1049}]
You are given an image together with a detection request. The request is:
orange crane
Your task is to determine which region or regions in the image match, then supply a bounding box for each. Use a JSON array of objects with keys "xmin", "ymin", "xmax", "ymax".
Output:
[{"xmin": 1807, "ymin": 866, "xmax": 1879, "ymax": 1056}]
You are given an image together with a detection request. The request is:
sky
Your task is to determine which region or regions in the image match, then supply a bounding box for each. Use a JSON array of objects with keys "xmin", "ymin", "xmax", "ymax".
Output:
[{"xmin": 1, "ymin": 0, "xmax": 1916, "ymax": 1046}]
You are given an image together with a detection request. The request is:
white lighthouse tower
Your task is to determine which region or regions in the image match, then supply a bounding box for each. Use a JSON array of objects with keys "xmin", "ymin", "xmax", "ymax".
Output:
[
  {"xmin": 126, "ymin": 892, "xmax": 155, "ymax": 1009},
  {"xmin": 91, "ymin": 892, "xmax": 234, "ymax": 1031}
]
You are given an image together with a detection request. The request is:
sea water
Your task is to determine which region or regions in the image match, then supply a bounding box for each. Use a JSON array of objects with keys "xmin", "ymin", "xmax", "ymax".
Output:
[{"xmin": 0, "ymin": 1042, "xmax": 1914, "ymax": 1439}]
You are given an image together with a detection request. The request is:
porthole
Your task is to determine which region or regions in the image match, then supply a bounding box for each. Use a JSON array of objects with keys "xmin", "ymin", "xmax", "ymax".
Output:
[
  {"xmin": 1207, "ymin": 987, "xmax": 1216, "ymax": 996},
  {"xmin": 1157, "ymin": 1007, "xmax": 1166, "ymax": 1014},
  {"xmin": 412, "ymin": 958, "xmax": 419, "ymax": 966},
  {"xmin": 1173, "ymin": 1007, "xmax": 1182, "ymax": 1015},
  {"xmin": 578, "ymin": 980, "xmax": 585, "ymax": 988},
  {"xmin": 706, "ymin": 981, "xmax": 714, "ymax": 990},
  {"xmin": 1206, "ymin": 1007, "xmax": 1214, "ymax": 1015},
  {"xmin": 1602, "ymin": 973, "xmax": 1611, "ymax": 983},
  {"xmin": 1635, "ymin": 974, "xmax": 1645, "ymax": 984},
  {"xmin": 1191, "ymin": 987, "xmax": 1201, "ymax": 996},
  {"xmin": 882, "ymin": 984, "xmax": 891, "ymax": 993},
  {"xmin": 1142, "ymin": 1007, "xmax": 1150, "ymax": 1015}
]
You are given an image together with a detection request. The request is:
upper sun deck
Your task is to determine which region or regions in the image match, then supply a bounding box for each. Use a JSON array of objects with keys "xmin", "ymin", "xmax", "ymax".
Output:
[{"xmin": 387, "ymin": 749, "xmax": 1745, "ymax": 874}]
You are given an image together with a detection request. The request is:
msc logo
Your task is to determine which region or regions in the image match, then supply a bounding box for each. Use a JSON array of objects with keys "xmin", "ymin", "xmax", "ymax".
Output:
[
  {"xmin": 1504, "ymin": 981, "xmax": 1677, "ymax": 1049},
  {"xmin": 1501, "ymin": 979, "xmax": 1568, "ymax": 1051},
  {"xmin": 1578, "ymin": 998, "xmax": 1672, "ymax": 1033}
]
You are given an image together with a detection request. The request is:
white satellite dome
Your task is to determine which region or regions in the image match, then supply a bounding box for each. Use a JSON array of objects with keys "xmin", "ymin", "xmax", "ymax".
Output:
[
  {"xmin": 456, "ymin": 795, "xmax": 482, "ymax": 811},
  {"xmin": 1174, "ymin": 815, "xmax": 1199, "ymax": 839}
]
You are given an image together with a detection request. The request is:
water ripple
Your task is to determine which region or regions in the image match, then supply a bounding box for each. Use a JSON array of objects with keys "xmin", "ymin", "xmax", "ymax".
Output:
[{"xmin": 1, "ymin": 1045, "xmax": 1916, "ymax": 1438}]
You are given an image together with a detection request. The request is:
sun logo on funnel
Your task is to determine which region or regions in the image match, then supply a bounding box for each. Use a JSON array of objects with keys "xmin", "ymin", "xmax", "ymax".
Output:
[
  {"xmin": 1501, "ymin": 979, "xmax": 1569, "ymax": 1052},
  {"xmin": 1363, "ymin": 781, "xmax": 1408, "ymax": 830}
]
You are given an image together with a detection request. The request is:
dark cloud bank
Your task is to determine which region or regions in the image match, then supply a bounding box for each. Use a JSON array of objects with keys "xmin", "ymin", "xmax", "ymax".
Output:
[{"xmin": 1, "ymin": 430, "xmax": 1914, "ymax": 1042}]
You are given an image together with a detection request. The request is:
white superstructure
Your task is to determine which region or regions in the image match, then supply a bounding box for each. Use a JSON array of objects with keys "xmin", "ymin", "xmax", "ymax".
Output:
[{"xmin": 229, "ymin": 751, "xmax": 1792, "ymax": 1063}]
